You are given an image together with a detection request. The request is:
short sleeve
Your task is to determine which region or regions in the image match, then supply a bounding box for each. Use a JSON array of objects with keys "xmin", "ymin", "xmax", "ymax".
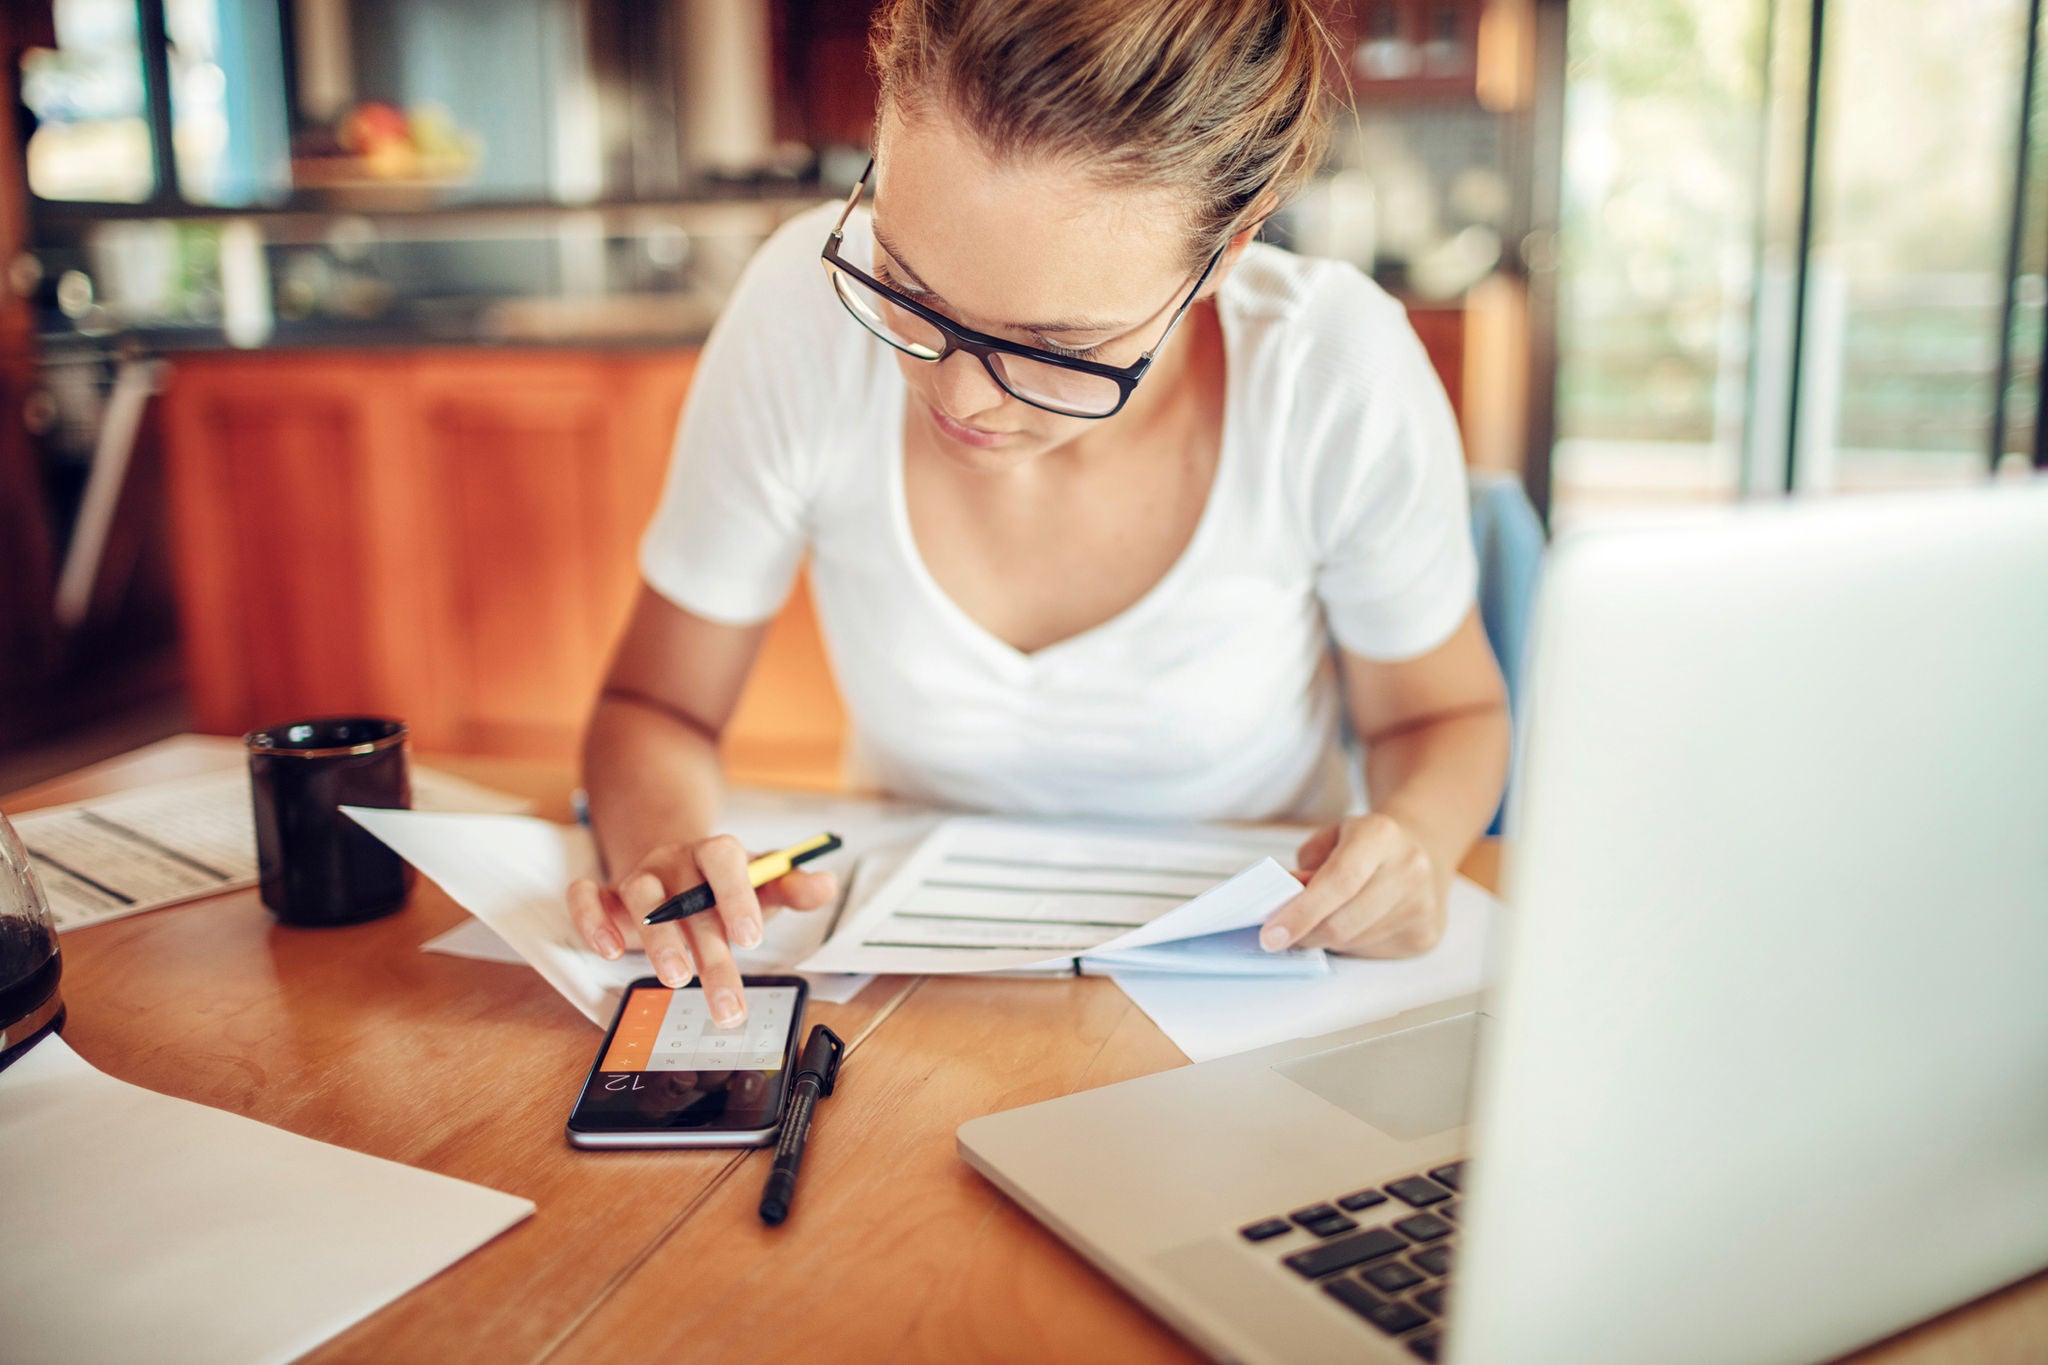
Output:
[
  {"xmin": 1297, "ymin": 269, "xmax": 1479, "ymax": 660},
  {"xmin": 637, "ymin": 204, "xmax": 845, "ymax": 625}
]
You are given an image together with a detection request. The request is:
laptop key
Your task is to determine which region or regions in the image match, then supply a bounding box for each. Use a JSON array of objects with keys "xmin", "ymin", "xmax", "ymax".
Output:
[
  {"xmin": 1428, "ymin": 1162, "xmax": 1464, "ymax": 1191},
  {"xmin": 1385, "ymin": 1176, "xmax": 1453, "ymax": 1208},
  {"xmin": 1289, "ymin": 1203, "xmax": 1342, "ymax": 1226},
  {"xmin": 1407, "ymin": 1331, "xmax": 1442, "ymax": 1361},
  {"xmin": 1366, "ymin": 1300, "xmax": 1430, "ymax": 1335},
  {"xmin": 1322, "ymin": 1280, "xmax": 1429, "ymax": 1337},
  {"xmin": 1302, "ymin": 1213, "xmax": 1359, "ymax": 1238},
  {"xmin": 1361, "ymin": 1260, "xmax": 1426, "ymax": 1293},
  {"xmin": 1415, "ymin": 1285, "xmax": 1446, "ymax": 1317},
  {"xmin": 1338, "ymin": 1188, "xmax": 1390, "ymax": 1211},
  {"xmin": 1439, "ymin": 1200, "xmax": 1461, "ymax": 1222},
  {"xmin": 1239, "ymin": 1219, "xmax": 1292, "ymax": 1242},
  {"xmin": 1394, "ymin": 1212, "xmax": 1453, "ymax": 1243},
  {"xmin": 1283, "ymin": 1225, "xmax": 1407, "ymax": 1278},
  {"xmin": 1412, "ymin": 1245, "xmax": 1454, "ymax": 1277},
  {"xmin": 1322, "ymin": 1277, "xmax": 1386, "ymax": 1319}
]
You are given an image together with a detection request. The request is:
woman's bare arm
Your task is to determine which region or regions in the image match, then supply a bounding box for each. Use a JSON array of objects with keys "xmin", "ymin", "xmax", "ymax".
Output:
[
  {"xmin": 1262, "ymin": 609, "xmax": 1510, "ymax": 956},
  {"xmin": 570, "ymin": 585, "xmax": 837, "ymax": 1026}
]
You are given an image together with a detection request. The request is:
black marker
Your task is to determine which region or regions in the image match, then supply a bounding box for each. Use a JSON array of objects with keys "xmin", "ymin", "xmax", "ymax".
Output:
[{"xmin": 759, "ymin": 1024, "xmax": 845, "ymax": 1226}]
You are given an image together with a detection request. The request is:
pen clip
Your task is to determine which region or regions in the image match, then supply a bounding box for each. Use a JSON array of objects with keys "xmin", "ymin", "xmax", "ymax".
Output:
[{"xmin": 797, "ymin": 1023, "xmax": 845, "ymax": 1097}]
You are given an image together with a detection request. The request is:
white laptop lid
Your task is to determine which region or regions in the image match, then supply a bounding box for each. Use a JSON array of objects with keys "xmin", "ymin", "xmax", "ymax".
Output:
[{"xmin": 1451, "ymin": 484, "xmax": 2048, "ymax": 1364}]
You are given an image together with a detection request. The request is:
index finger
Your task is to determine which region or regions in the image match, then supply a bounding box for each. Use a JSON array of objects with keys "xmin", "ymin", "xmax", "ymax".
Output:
[{"xmin": 681, "ymin": 912, "xmax": 747, "ymax": 1026}]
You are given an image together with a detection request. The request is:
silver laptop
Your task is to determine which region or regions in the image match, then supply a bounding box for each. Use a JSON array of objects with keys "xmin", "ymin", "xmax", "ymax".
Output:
[{"xmin": 958, "ymin": 483, "xmax": 2048, "ymax": 1365}]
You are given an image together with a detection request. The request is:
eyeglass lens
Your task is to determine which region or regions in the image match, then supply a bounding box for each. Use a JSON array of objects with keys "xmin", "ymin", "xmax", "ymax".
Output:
[{"xmin": 829, "ymin": 268, "xmax": 1125, "ymax": 419}]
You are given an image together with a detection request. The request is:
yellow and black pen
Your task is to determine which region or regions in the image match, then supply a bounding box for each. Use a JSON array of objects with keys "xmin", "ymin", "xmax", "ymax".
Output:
[{"xmin": 640, "ymin": 833, "xmax": 842, "ymax": 926}]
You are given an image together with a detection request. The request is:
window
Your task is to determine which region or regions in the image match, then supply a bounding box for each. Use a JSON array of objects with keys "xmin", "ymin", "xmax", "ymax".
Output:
[
  {"xmin": 1551, "ymin": 0, "xmax": 2040, "ymax": 523},
  {"xmin": 21, "ymin": 0, "xmax": 155, "ymax": 202}
]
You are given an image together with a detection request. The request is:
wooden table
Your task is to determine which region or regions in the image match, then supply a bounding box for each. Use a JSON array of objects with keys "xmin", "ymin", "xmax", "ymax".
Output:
[{"xmin": 6, "ymin": 736, "xmax": 2042, "ymax": 1364}]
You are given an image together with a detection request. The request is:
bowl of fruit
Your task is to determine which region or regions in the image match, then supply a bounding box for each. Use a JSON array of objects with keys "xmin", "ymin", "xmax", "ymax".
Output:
[{"xmin": 292, "ymin": 101, "xmax": 481, "ymax": 209}]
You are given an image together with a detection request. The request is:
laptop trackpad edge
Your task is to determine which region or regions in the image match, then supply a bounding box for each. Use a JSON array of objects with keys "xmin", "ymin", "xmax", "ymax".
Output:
[{"xmin": 1270, "ymin": 1012, "xmax": 1482, "ymax": 1141}]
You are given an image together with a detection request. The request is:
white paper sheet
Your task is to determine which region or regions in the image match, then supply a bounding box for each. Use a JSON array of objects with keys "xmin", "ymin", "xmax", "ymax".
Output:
[
  {"xmin": 349, "ymin": 790, "xmax": 941, "ymax": 1023},
  {"xmin": 417, "ymin": 913, "xmax": 874, "ymax": 1006},
  {"xmin": 797, "ymin": 817, "xmax": 1327, "ymax": 976},
  {"xmin": 1079, "ymin": 926, "xmax": 1331, "ymax": 977},
  {"xmin": 419, "ymin": 913, "xmax": 535, "ymax": 965},
  {"xmin": 0, "ymin": 1035, "xmax": 532, "ymax": 1365},
  {"xmin": 1107, "ymin": 876, "xmax": 1504, "ymax": 1062},
  {"xmin": 12, "ymin": 766, "xmax": 529, "ymax": 933}
]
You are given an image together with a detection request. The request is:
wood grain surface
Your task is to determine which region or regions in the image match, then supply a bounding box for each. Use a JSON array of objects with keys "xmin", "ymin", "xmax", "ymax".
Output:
[
  {"xmin": 154, "ymin": 350, "xmax": 850, "ymax": 779},
  {"xmin": 4, "ymin": 736, "xmax": 2041, "ymax": 1364}
]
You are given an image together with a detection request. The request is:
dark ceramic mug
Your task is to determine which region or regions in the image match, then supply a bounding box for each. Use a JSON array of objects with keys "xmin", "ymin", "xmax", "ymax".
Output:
[{"xmin": 245, "ymin": 717, "xmax": 414, "ymax": 927}]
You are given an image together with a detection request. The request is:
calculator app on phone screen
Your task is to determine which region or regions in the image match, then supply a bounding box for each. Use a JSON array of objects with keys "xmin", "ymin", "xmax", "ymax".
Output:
[
  {"xmin": 566, "ymin": 977, "xmax": 809, "ymax": 1147},
  {"xmin": 598, "ymin": 985, "xmax": 799, "ymax": 1073}
]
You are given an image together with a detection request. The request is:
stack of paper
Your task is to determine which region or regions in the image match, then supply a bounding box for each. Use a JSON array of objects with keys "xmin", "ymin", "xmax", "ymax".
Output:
[
  {"xmin": 347, "ymin": 801, "xmax": 1502, "ymax": 1066},
  {"xmin": 0, "ymin": 1035, "xmax": 531, "ymax": 1365},
  {"xmin": 346, "ymin": 790, "xmax": 944, "ymax": 1024},
  {"xmin": 1107, "ymin": 877, "xmax": 1503, "ymax": 1062},
  {"xmin": 791, "ymin": 815, "xmax": 1504, "ymax": 1063},
  {"xmin": 795, "ymin": 817, "xmax": 1328, "ymax": 977}
]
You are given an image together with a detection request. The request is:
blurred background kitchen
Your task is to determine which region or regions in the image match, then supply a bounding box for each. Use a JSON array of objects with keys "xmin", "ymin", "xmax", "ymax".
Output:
[{"xmin": 1, "ymin": 0, "xmax": 2042, "ymax": 792}]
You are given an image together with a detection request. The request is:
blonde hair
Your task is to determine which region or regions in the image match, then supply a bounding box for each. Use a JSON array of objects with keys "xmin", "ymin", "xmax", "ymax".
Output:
[{"xmin": 871, "ymin": 0, "xmax": 1337, "ymax": 266}]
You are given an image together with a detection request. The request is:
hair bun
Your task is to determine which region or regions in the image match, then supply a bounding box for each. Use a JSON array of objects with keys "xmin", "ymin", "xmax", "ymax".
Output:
[{"xmin": 871, "ymin": 0, "xmax": 1337, "ymax": 264}]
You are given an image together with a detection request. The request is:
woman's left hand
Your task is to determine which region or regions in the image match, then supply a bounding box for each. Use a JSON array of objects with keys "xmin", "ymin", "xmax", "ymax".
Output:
[{"xmin": 1258, "ymin": 812, "xmax": 1447, "ymax": 958}]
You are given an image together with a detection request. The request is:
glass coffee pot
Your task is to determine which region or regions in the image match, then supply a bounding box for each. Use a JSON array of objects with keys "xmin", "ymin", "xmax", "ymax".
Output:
[{"xmin": 0, "ymin": 810, "xmax": 64, "ymax": 1069}]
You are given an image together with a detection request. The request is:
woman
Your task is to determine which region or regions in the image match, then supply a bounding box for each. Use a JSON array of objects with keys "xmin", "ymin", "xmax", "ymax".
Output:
[{"xmin": 569, "ymin": 0, "xmax": 1511, "ymax": 1029}]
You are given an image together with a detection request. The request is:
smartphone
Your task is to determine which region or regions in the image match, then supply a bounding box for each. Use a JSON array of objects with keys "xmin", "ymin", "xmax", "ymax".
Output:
[{"xmin": 566, "ymin": 975, "xmax": 809, "ymax": 1148}]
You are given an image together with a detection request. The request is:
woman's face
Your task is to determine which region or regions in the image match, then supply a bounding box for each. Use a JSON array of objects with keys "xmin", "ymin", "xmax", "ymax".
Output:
[{"xmin": 870, "ymin": 106, "xmax": 1208, "ymax": 472}]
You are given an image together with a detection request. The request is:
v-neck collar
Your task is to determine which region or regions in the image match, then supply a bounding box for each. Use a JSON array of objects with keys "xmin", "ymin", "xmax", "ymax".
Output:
[{"xmin": 885, "ymin": 297, "xmax": 1243, "ymax": 677}]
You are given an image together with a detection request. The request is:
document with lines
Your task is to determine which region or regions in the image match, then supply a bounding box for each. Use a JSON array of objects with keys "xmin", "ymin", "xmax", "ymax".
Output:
[
  {"xmin": 13, "ymin": 767, "xmax": 529, "ymax": 933},
  {"xmin": 796, "ymin": 817, "xmax": 1327, "ymax": 977}
]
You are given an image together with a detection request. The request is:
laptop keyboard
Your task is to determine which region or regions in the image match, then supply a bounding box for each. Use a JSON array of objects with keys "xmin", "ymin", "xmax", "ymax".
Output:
[{"xmin": 1238, "ymin": 1160, "xmax": 1464, "ymax": 1361}]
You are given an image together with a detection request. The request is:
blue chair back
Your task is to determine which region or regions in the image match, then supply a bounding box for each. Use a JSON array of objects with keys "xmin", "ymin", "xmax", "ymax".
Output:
[{"xmin": 1468, "ymin": 472, "xmax": 1545, "ymax": 834}]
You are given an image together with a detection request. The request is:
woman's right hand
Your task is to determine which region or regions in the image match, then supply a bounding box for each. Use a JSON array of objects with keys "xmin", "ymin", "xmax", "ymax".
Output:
[{"xmin": 566, "ymin": 834, "xmax": 837, "ymax": 1029}]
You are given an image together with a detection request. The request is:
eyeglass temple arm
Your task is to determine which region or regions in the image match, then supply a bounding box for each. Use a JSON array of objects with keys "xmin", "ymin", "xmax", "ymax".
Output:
[
  {"xmin": 830, "ymin": 160, "xmax": 877, "ymax": 239},
  {"xmin": 1142, "ymin": 246, "xmax": 1227, "ymax": 361}
]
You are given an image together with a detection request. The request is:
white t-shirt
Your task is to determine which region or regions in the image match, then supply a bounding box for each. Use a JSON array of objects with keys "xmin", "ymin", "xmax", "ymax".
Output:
[{"xmin": 640, "ymin": 202, "xmax": 1477, "ymax": 824}]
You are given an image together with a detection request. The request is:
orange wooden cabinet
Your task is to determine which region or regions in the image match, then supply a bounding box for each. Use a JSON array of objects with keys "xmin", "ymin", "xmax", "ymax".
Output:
[
  {"xmin": 158, "ymin": 348, "xmax": 846, "ymax": 780},
  {"xmin": 404, "ymin": 352, "xmax": 689, "ymax": 758}
]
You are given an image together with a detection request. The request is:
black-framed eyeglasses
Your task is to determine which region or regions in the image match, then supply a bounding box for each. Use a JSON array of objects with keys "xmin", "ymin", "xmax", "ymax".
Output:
[{"xmin": 820, "ymin": 160, "xmax": 1222, "ymax": 420}]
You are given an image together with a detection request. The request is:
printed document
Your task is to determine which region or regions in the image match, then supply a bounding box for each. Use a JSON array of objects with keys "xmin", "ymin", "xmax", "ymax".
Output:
[
  {"xmin": 13, "ymin": 767, "xmax": 528, "ymax": 933},
  {"xmin": 796, "ymin": 817, "xmax": 1325, "ymax": 976}
]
